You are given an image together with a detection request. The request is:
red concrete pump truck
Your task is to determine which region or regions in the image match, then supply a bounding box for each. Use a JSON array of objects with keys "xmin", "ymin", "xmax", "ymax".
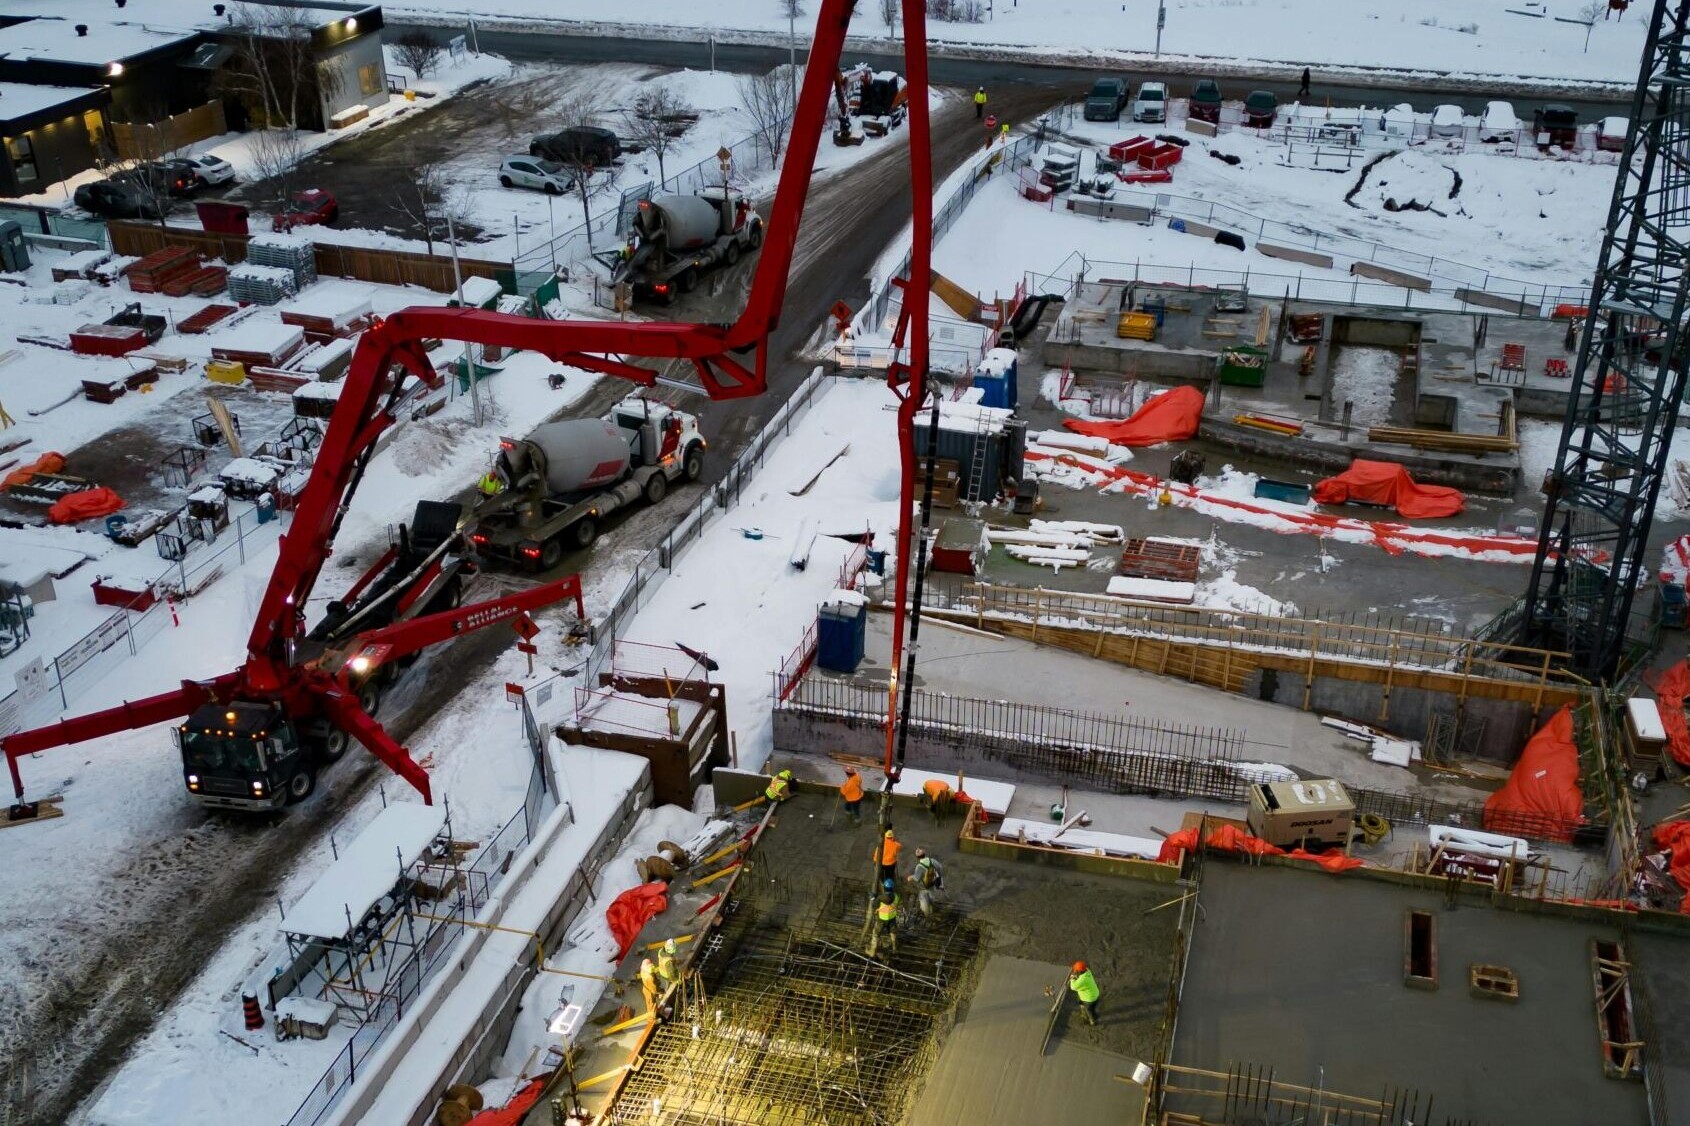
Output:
[{"xmin": 2, "ymin": 0, "xmax": 944, "ymax": 819}]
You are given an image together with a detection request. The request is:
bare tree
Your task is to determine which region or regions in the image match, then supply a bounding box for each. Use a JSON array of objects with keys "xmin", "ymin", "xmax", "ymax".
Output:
[
  {"xmin": 388, "ymin": 160, "xmax": 475, "ymax": 255},
  {"xmin": 214, "ymin": 4, "xmax": 335, "ymax": 130},
  {"xmin": 880, "ymin": 0, "xmax": 899, "ymax": 36},
  {"xmin": 547, "ymin": 95, "xmax": 617, "ymax": 251},
  {"xmin": 778, "ymin": 0, "xmax": 804, "ymax": 17},
  {"xmin": 736, "ymin": 65, "xmax": 799, "ymax": 168},
  {"xmin": 393, "ymin": 30, "xmax": 443, "ymax": 80},
  {"xmin": 247, "ymin": 125, "xmax": 310, "ymax": 212},
  {"xmin": 108, "ymin": 99, "xmax": 189, "ymax": 228},
  {"xmin": 621, "ymin": 88, "xmax": 696, "ymax": 188}
]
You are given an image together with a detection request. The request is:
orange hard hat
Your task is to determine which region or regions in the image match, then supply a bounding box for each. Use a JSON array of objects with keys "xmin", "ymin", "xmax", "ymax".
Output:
[{"xmin": 1072, "ymin": 961, "xmax": 1087, "ymax": 973}]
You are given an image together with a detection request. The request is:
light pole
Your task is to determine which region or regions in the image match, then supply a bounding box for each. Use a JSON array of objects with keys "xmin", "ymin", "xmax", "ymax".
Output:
[
  {"xmin": 443, "ymin": 209, "xmax": 481, "ymax": 427},
  {"xmin": 1154, "ymin": 0, "xmax": 1166, "ymax": 57},
  {"xmin": 788, "ymin": 8, "xmax": 798, "ymax": 107}
]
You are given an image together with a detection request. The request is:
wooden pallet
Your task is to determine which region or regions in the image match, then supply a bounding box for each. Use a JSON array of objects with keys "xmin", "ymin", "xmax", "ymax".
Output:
[
  {"xmin": 2, "ymin": 796, "xmax": 64, "ymax": 829},
  {"xmin": 1118, "ymin": 537, "xmax": 1201, "ymax": 583},
  {"xmin": 178, "ymin": 303, "xmax": 237, "ymax": 335}
]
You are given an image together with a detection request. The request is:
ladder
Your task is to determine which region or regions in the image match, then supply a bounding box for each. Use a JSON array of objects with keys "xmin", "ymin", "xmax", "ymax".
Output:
[{"xmin": 963, "ymin": 410, "xmax": 992, "ymax": 510}]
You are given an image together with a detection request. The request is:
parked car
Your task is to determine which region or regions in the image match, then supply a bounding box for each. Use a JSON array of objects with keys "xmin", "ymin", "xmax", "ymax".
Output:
[
  {"xmin": 72, "ymin": 177, "xmax": 164, "ymax": 220},
  {"xmin": 1189, "ymin": 79, "xmax": 1223, "ymax": 124},
  {"xmin": 1131, "ymin": 81, "xmax": 1168, "ymax": 124},
  {"xmin": 1534, "ymin": 104, "xmax": 1579, "ymax": 149},
  {"xmin": 273, "ymin": 187, "xmax": 338, "ymax": 231},
  {"xmin": 119, "ymin": 159, "xmax": 199, "ymax": 199},
  {"xmin": 182, "ymin": 152, "xmax": 236, "ymax": 187},
  {"xmin": 530, "ymin": 126, "xmax": 621, "ymax": 167},
  {"xmin": 499, "ymin": 155, "xmax": 572, "ymax": 194},
  {"xmin": 1243, "ymin": 90, "xmax": 1277, "ymax": 127},
  {"xmin": 1598, "ymin": 115, "xmax": 1629, "ymax": 152},
  {"xmin": 1083, "ymin": 76, "xmax": 1130, "ymax": 121},
  {"xmin": 1479, "ymin": 100, "xmax": 1520, "ymax": 142},
  {"xmin": 1429, "ymin": 104, "xmax": 1465, "ymax": 138}
]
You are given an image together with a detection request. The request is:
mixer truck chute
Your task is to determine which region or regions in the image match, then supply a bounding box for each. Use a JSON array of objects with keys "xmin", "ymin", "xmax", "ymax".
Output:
[
  {"xmin": 613, "ymin": 189, "xmax": 764, "ymax": 305},
  {"xmin": 468, "ymin": 395, "xmax": 705, "ymax": 570}
]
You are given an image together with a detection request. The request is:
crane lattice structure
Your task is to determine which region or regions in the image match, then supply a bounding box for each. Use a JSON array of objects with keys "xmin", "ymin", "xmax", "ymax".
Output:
[{"xmin": 1522, "ymin": 0, "xmax": 1690, "ymax": 679}]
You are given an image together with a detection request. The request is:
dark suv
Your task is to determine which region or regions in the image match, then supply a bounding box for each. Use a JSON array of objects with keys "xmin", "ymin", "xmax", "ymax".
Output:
[
  {"xmin": 530, "ymin": 126, "xmax": 621, "ymax": 167},
  {"xmin": 1083, "ymin": 77, "xmax": 1130, "ymax": 122},
  {"xmin": 1190, "ymin": 80, "xmax": 1223, "ymax": 124},
  {"xmin": 73, "ymin": 178, "xmax": 164, "ymax": 219}
]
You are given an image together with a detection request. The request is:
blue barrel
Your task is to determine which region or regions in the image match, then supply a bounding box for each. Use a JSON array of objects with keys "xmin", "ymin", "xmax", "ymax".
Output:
[
  {"xmin": 816, "ymin": 599, "xmax": 867, "ymax": 673},
  {"xmin": 254, "ymin": 495, "xmax": 277, "ymax": 524},
  {"xmin": 104, "ymin": 515, "xmax": 128, "ymax": 538}
]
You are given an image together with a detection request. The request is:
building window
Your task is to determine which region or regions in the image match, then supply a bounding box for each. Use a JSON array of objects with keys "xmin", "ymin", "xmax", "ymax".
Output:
[
  {"xmin": 358, "ymin": 61, "xmax": 382, "ymax": 98},
  {"xmin": 83, "ymin": 109, "xmax": 107, "ymax": 152},
  {"xmin": 7, "ymin": 135, "xmax": 38, "ymax": 184}
]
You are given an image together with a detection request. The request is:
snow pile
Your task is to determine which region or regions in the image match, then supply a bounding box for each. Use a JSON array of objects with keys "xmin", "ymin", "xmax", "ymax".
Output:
[
  {"xmin": 1328, "ymin": 346, "xmax": 1402, "ymax": 428},
  {"xmin": 1353, "ymin": 151, "xmax": 1459, "ymax": 215}
]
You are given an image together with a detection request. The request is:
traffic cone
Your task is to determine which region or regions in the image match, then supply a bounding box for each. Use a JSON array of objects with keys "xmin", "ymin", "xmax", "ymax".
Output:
[{"xmin": 242, "ymin": 993, "xmax": 264, "ymax": 1031}]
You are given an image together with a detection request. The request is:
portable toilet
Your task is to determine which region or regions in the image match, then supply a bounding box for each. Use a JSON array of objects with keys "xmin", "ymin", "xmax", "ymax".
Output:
[
  {"xmin": 0, "ymin": 221, "xmax": 28, "ymax": 272},
  {"xmin": 975, "ymin": 347, "xmax": 1019, "ymax": 410},
  {"xmin": 816, "ymin": 589, "xmax": 868, "ymax": 673}
]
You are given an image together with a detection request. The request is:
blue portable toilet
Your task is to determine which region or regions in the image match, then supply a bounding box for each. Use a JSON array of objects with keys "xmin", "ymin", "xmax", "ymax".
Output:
[
  {"xmin": 816, "ymin": 589, "xmax": 868, "ymax": 673},
  {"xmin": 974, "ymin": 347, "xmax": 1019, "ymax": 411}
]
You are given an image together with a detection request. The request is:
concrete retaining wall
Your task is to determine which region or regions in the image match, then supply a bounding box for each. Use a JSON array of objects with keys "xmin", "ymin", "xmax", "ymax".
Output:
[
  {"xmin": 1257, "ymin": 242, "xmax": 1335, "ymax": 270},
  {"xmin": 1350, "ymin": 261, "xmax": 1433, "ymax": 291},
  {"xmin": 1197, "ymin": 418, "xmax": 1519, "ymax": 493},
  {"xmin": 1066, "ymin": 196, "xmax": 1155, "ymax": 224},
  {"xmin": 1044, "ymin": 339, "xmax": 1217, "ymax": 380},
  {"xmin": 1185, "ymin": 119, "xmax": 1218, "ymax": 138},
  {"xmin": 1456, "ymin": 287, "xmax": 1538, "ymax": 315},
  {"xmin": 1168, "ymin": 217, "xmax": 1221, "ymax": 238}
]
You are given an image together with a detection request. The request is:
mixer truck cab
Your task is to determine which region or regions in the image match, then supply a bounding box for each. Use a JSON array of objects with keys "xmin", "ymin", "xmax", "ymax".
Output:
[{"xmin": 468, "ymin": 395, "xmax": 706, "ymax": 571}]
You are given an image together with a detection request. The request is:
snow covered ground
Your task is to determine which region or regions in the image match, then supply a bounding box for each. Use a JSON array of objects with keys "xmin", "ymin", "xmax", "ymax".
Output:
[
  {"xmin": 935, "ymin": 123, "xmax": 1615, "ymax": 303},
  {"xmin": 392, "ymin": 0, "xmax": 1647, "ymax": 85}
]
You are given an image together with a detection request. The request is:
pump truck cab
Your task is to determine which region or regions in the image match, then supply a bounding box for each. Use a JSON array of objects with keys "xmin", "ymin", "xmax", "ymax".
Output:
[
  {"xmin": 469, "ymin": 394, "xmax": 705, "ymax": 571},
  {"xmin": 613, "ymin": 189, "xmax": 765, "ymax": 305}
]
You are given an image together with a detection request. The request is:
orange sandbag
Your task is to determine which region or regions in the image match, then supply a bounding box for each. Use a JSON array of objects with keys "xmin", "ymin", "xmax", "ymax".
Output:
[
  {"xmin": 1205, "ymin": 822, "xmax": 1284, "ymax": 856},
  {"xmin": 1155, "ymin": 827, "xmax": 1200, "ymax": 864},
  {"xmin": 1288, "ymin": 847, "xmax": 1365, "ymax": 872},
  {"xmin": 1063, "ymin": 385, "xmax": 1205, "ymax": 447},
  {"xmin": 48, "ymin": 486, "xmax": 124, "ymax": 524},
  {"xmin": 1312, "ymin": 459, "xmax": 1465, "ymax": 519},
  {"xmin": 466, "ymin": 1075, "xmax": 550, "ymax": 1126},
  {"xmin": 2, "ymin": 451, "xmax": 65, "ymax": 491},
  {"xmin": 1483, "ymin": 705, "xmax": 1582, "ymax": 842},
  {"xmin": 606, "ymin": 881, "xmax": 669, "ymax": 962}
]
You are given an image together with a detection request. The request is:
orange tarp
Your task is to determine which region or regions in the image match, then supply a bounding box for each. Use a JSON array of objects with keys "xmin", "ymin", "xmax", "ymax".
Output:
[
  {"xmin": 48, "ymin": 486, "xmax": 124, "ymax": 524},
  {"xmin": 606, "ymin": 881, "xmax": 668, "ymax": 962},
  {"xmin": 2, "ymin": 451, "xmax": 65, "ymax": 491},
  {"xmin": 466, "ymin": 1075, "xmax": 551, "ymax": 1126},
  {"xmin": 1312, "ymin": 459, "xmax": 1465, "ymax": 519},
  {"xmin": 1062, "ymin": 385, "xmax": 1205, "ymax": 447},
  {"xmin": 1646, "ymin": 661, "xmax": 1690, "ymax": 767},
  {"xmin": 1482, "ymin": 705, "xmax": 1582, "ymax": 842}
]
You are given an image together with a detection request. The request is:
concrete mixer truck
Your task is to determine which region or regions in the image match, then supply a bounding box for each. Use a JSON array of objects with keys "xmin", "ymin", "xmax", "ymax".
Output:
[
  {"xmin": 612, "ymin": 188, "xmax": 764, "ymax": 305},
  {"xmin": 467, "ymin": 394, "xmax": 705, "ymax": 570}
]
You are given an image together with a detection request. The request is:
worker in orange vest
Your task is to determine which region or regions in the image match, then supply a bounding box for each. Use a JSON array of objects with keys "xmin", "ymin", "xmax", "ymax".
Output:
[
  {"xmin": 920, "ymin": 778, "xmax": 953, "ymax": 824},
  {"xmin": 839, "ymin": 766, "xmax": 864, "ymax": 825},
  {"xmin": 875, "ymin": 827, "xmax": 902, "ymax": 884}
]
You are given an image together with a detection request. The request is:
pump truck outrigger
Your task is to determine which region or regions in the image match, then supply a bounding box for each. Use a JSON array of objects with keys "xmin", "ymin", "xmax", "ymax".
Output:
[{"xmin": 1, "ymin": 0, "xmax": 945, "ymax": 822}]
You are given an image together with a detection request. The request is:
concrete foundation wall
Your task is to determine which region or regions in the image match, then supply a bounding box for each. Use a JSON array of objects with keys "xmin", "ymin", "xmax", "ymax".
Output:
[
  {"xmin": 1334, "ymin": 315, "xmax": 1419, "ymax": 348},
  {"xmin": 1257, "ymin": 242, "xmax": 1335, "ymax": 270},
  {"xmin": 1045, "ymin": 340, "xmax": 1217, "ymax": 379},
  {"xmin": 1350, "ymin": 261, "xmax": 1432, "ymax": 291},
  {"xmin": 1248, "ymin": 668, "xmax": 1544, "ymax": 759},
  {"xmin": 1185, "ymin": 119, "xmax": 1218, "ymax": 138},
  {"xmin": 1456, "ymin": 287, "xmax": 1537, "ymax": 315},
  {"xmin": 1198, "ymin": 419, "xmax": 1519, "ymax": 493},
  {"xmin": 1168, "ymin": 217, "xmax": 1221, "ymax": 238}
]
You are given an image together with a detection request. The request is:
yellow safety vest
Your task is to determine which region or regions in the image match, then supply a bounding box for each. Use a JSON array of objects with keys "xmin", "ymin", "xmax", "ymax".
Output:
[
  {"xmin": 765, "ymin": 776, "xmax": 789, "ymax": 801},
  {"xmin": 974, "ymin": 90, "xmax": 987, "ymax": 105},
  {"xmin": 876, "ymin": 898, "xmax": 899, "ymax": 923}
]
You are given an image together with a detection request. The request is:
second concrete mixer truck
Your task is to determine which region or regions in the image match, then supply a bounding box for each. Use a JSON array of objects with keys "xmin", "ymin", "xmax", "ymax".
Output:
[
  {"xmin": 612, "ymin": 188, "xmax": 764, "ymax": 305},
  {"xmin": 468, "ymin": 394, "xmax": 705, "ymax": 570}
]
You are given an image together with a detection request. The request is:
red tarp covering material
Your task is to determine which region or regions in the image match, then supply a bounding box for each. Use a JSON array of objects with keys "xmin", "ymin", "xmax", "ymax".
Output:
[
  {"xmin": 2, "ymin": 451, "xmax": 65, "ymax": 491},
  {"xmin": 1155, "ymin": 823, "xmax": 1288, "ymax": 864},
  {"xmin": 1650, "ymin": 820, "xmax": 1690, "ymax": 913},
  {"xmin": 466, "ymin": 1075, "xmax": 551, "ymax": 1126},
  {"xmin": 1288, "ymin": 848, "xmax": 1366, "ymax": 872},
  {"xmin": 48, "ymin": 486, "xmax": 124, "ymax": 524},
  {"xmin": 1645, "ymin": 661, "xmax": 1690, "ymax": 767},
  {"xmin": 1312, "ymin": 459, "xmax": 1466, "ymax": 519},
  {"xmin": 1482, "ymin": 705, "xmax": 1582, "ymax": 842},
  {"xmin": 606, "ymin": 881, "xmax": 668, "ymax": 962},
  {"xmin": 1063, "ymin": 385, "xmax": 1205, "ymax": 447}
]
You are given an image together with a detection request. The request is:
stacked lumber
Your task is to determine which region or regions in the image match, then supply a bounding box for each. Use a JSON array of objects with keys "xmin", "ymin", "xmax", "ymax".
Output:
[
  {"xmin": 127, "ymin": 247, "xmax": 200, "ymax": 293},
  {"xmin": 279, "ymin": 283, "xmax": 375, "ymax": 342},
  {"xmin": 160, "ymin": 264, "xmax": 228, "ymax": 298},
  {"xmin": 212, "ymin": 323, "xmax": 305, "ymax": 369},
  {"xmin": 178, "ymin": 303, "xmax": 237, "ymax": 335},
  {"xmin": 1369, "ymin": 403, "xmax": 1517, "ymax": 454}
]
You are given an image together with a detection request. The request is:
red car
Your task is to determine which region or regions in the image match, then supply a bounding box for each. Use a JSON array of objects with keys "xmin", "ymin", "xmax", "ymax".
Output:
[{"xmin": 272, "ymin": 188, "xmax": 339, "ymax": 232}]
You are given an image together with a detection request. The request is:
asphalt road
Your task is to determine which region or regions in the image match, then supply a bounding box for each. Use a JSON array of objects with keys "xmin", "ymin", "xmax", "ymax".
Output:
[{"xmin": 393, "ymin": 22, "xmax": 1634, "ymax": 120}]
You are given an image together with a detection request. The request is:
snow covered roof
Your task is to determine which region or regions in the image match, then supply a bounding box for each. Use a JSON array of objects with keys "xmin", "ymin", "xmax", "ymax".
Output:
[
  {"xmin": 0, "ymin": 17, "xmax": 197, "ymax": 66},
  {"xmin": 0, "ymin": 0, "xmax": 372, "ymax": 34},
  {"xmin": 451, "ymin": 275, "xmax": 502, "ymax": 307},
  {"xmin": 0, "ymin": 81, "xmax": 103, "ymax": 123},
  {"xmin": 282, "ymin": 802, "xmax": 447, "ymax": 941},
  {"xmin": 281, "ymin": 281, "xmax": 373, "ymax": 324},
  {"xmin": 218, "ymin": 457, "xmax": 279, "ymax": 484}
]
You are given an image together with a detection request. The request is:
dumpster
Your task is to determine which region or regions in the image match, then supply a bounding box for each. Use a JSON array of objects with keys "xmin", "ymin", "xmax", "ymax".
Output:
[
  {"xmin": 1218, "ymin": 345, "xmax": 1267, "ymax": 387},
  {"xmin": 1253, "ymin": 478, "xmax": 1312, "ymax": 504},
  {"xmin": 816, "ymin": 590, "xmax": 867, "ymax": 673}
]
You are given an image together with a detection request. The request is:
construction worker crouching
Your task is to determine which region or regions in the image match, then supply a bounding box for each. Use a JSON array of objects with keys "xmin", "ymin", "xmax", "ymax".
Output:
[
  {"xmin": 1068, "ymin": 960, "xmax": 1101, "ymax": 1026},
  {"xmin": 920, "ymin": 777, "xmax": 954, "ymax": 823},
  {"xmin": 867, "ymin": 879, "xmax": 901, "ymax": 957},
  {"xmin": 875, "ymin": 827, "xmax": 902, "ymax": 884},
  {"xmin": 477, "ymin": 468, "xmax": 503, "ymax": 497},
  {"xmin": 839, "ymin": 766, "xmax": 864, "ymax": 825},
  {"xmin": 764, "ymin": 768, "xmax": 794, "ymax": 803}
]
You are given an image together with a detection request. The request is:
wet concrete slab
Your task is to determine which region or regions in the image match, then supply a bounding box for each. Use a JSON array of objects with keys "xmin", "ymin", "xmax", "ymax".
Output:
[{"xmin": 1174, "ymin": 860, "xmax": 1648, "ymax": 1126}]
